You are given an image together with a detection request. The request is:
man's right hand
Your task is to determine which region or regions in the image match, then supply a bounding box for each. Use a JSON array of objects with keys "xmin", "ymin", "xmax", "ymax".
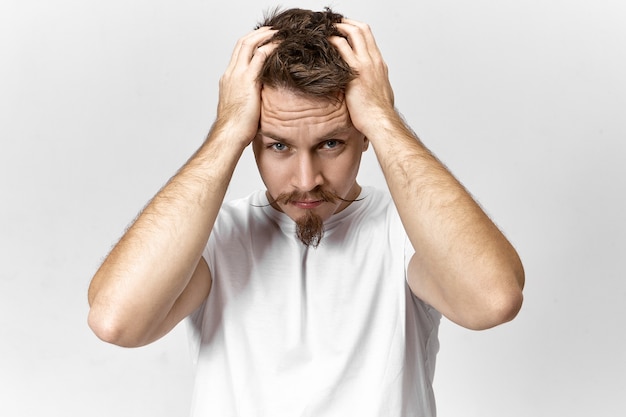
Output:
[
  {"xmin": 215, "ymin": 26, "xmax": 278, "ymax": 147},
  {"xmin": 87, "ymin": 27, "xmax": 278, "ymax": 348}
]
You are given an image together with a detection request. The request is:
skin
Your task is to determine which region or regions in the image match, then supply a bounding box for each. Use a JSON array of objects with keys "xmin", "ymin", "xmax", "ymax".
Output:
[
  {"xmin": 88, "ymin": 19, "xmax": 524, "ymax": 348},
  {"xmin": 253, "ymin": 88, "xmax": 368, "ymax": 223},
  {"xmin": 329, "ymin": 19, "xmax": 524, "ymax": 329},
  {"xmin": 88, "ymin": 27, "xmax": 279, "ymax": 347}
]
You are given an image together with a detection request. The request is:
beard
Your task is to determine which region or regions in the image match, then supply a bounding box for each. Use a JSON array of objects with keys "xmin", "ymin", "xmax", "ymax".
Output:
[
  {"xmin": 294, "ymin": 210, "xmax": 325, "ymax": 248},
  {"xmin": 271, "ymin": 187, "xmax": 340, "ymax": 248},
  {"xmin": 268, "ymin": 186, "xmax": 362, "ymax": 248}
]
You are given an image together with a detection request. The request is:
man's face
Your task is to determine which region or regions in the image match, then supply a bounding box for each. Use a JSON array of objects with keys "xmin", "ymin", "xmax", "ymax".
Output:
[{"xmin": 253, "ymin": 86, "xmax": 368, "ymax": 244}]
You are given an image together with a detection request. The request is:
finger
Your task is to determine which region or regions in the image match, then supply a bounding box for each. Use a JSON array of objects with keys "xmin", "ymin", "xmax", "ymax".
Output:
[
  {"xmin": 333, "ymin": 22, "xmax": 368, "ymax": 56},
  {"xmin": 328, "ymin": 35, "xmax": 358, "ymax": 67},
  {"xmin": 336, "ymin": 20, "xmax": 383, "ymax": 61},
  {"xmin": 235, "ymin": 27, "xmax": 277, "ymax": 66},
  {"xmin": 226, "ymin": 27, "xmax": 277, "ymax": 72},
  {"xmin": 249, "ymin": 40, "xmax": 279, "ymax": 73},
  {"xmin": 227, "ymin": 27, "xmax": 274, "ymax": 68}
]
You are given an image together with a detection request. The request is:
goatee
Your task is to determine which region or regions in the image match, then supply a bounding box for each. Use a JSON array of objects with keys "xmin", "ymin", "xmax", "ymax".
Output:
[
  {"xmin": 267, "ymin": 186, "xmax": 362, "ymax": 248},
  {"xmin": 295, "ymin": 210, "xmax": 325, "ymax": 248},
  {"xmin": 272, "ymin": 187, "xmax": 337, "ymax": 248}
]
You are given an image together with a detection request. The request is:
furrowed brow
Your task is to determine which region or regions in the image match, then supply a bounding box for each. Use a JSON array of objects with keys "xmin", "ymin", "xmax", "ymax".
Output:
[
  {"xmin": 319, "ymin": 125, "xmax": 352, "ymax": 140},
  {"xmin": 258, "ymin": 125, "xmax": 352, "ymax": 143},
  {"xmin": 258, "ymin": 130, "xmax": 290, "ymax": 143}
]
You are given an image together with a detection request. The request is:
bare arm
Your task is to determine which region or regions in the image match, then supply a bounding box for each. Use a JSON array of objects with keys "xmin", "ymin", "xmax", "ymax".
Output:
[
  {"xmin": 331, "ymin": 20, "xmax": 524, "ymax": 330},
  {"xmin": 87, "ymin": 27, "xmax": 278, "ymax": 347}
]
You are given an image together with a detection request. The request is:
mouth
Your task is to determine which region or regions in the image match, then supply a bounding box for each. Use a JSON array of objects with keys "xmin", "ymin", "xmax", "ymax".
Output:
[
  {"xmin": 291, "ymin": 200, "xmax": 324, "ymax": 210},
  {"xmin": 271, "ymin": 187, "xmax": 339, "ymax": 212}
]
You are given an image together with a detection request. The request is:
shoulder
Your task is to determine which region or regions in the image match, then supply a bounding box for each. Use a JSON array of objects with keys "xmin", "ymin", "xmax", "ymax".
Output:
[
  {"xmin": 326, "ymin": 186, "xmax": 403, "ymax": 244},
  {"xmin": 354, "ymin": 186, "xmax": 401, "ymax": 227},
  {"xmin": 210, "ymin": 190, "xmax": 284, "ymax": 247},
  {"xmin": 215, "ymin": 191, "xmax": 267, "ymax": 226}
]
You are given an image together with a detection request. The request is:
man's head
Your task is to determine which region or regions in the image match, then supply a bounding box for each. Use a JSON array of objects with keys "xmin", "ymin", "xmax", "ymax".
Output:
[
  {"xmin": 253, "ymin": 8, "xmax": 367, "ymax": 248},
  {"xmin": 257, "ymin": 7, "xmax": 356, "ymax": 99}
]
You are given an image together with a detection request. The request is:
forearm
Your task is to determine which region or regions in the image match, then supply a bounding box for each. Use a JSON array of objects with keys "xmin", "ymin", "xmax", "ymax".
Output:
[
  {"xmin": 87, "ymin": 27, "xmax": 278, "ymax": 346},
  {"xmin": 368, "ymin": 113, "xmax": 524, "ymax": 328},
  {"xmin": 331, "ymin": 18, "xmax": 523, "ymax": 328},
  {"xmin": 369, "ymin": 113, "xmax": 484, "ymax": 251},
  {"xmin": 88, "ymin": 127, "xmax": 244, "ymax": 346}
]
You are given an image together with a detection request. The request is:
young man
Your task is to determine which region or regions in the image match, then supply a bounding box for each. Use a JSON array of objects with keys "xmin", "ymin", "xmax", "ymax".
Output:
[{"xmin": 88, "ymin": 8, "xmax": 524, "ymax": 416}]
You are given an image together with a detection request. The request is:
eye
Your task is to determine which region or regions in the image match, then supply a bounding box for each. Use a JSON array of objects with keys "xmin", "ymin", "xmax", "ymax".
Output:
[
  {"xmin": 270, "ymin": 142, "xmax": 288, "ymax": 152},
  {"xmin": 321, "ymin": 140, "xmax": 342, "ymax": 149}
]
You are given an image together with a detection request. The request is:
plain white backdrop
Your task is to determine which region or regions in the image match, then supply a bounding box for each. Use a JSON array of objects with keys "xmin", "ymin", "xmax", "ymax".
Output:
[{"xmin": 1, "ymin": 0, "xmax": 625, "ymax": 416}]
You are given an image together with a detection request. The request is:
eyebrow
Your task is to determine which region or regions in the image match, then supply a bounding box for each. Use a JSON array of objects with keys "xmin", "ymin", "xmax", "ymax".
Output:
[{"xmin": 258, "ymin": 125, "xmax": 353, "ymax": 143}]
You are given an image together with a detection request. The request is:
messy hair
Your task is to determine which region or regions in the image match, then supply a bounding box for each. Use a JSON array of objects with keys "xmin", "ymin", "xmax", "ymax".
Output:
[{"xmin": 257, "ymin": 7, "xmax": 356, "ymax": 99}]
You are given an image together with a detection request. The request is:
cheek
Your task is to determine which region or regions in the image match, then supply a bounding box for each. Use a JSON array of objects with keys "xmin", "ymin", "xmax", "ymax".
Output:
[
  {"xmin": 256, "ymin": 153, "xmax": 287, "ymax": 191},
  {"xmin": 337, "ymin": 149, "xmax": 363, "ymax": 177},
  {"xmin": 324, "ymin": 154, "xmax": 362, "ymax": 189}
]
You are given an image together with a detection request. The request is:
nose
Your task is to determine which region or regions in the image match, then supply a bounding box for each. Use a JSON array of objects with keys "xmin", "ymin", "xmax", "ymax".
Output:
[{"xmin": 293, "ymin": 152, "xmax": 323, "ymax": 192}]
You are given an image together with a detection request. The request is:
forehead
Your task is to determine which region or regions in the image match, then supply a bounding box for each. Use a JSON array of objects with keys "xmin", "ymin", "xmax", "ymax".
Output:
[{"xmin": 260, "ymin": 87, "xmax": 352, "ymax": 134}]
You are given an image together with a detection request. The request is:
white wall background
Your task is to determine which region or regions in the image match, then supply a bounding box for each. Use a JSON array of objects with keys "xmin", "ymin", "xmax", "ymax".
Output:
[{"xmin": 1, "ymin": 0, "xmax": 624, "ymax": 416}]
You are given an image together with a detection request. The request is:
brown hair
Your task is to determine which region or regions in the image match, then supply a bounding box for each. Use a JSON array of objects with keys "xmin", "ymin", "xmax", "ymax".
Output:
[{"xmin": 257, "ymin": 7, "xmax": 356, "ymax": 99}]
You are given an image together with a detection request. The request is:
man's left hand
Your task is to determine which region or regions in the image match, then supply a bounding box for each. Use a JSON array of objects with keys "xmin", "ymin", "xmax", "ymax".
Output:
[{"xmin": 330, "ymin": 19, "xmax": 396, "ymax": 137}]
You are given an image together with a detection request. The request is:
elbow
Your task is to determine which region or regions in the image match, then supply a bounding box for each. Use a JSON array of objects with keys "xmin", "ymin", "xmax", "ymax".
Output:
[
  {"xmin": 459, "ymin": 291, "xmax": 523, "ymax": 331},
  {"xmin": 87, "ymin": 280, "xmax": 156, "ymax": 348},
  {"xmin": 483, "ymin": 287, "xmax": 524, "ymax": 329},
  {"xmin": 88, "ymin": 306, "xmax": 149, "ymax": 348},
  {"xmin": 465, "ymin": 277, "xmax": 524, "ymax": 331},
  {"xmin": 476, "ymin": 258, "xmax": 525, "ymax": 330},
  {"xmin": 88, "ymin": 310, "xmax": 121, "ymax": 345},
  {"xmin": 88, "ymin": 307, "xmax": 127, "ymax": 346}
]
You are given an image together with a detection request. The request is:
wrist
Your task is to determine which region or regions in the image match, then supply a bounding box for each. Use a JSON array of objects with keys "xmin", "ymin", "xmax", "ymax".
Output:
[
  {"xmin": 358, "ymin": 109, "xmax": 407, "ymax": 144},
  {"xmin": 208, "ymin": 117, "xmax": 256, "ymax": 151}
]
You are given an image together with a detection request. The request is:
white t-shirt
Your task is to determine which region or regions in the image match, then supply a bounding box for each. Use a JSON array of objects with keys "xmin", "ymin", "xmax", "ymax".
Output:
[{"xmin": 188, "ymin": 187, "xmax": 441, "ymax": 416}]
